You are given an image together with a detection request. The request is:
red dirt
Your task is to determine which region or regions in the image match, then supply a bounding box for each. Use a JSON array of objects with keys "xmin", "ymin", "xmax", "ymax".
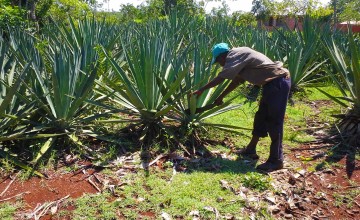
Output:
[
  {"xmin": 284, "ymin": 146, "xmax": 360, "ymax": 219},
  {"xmin": 0, "ymin": 169, "xmax": 98, "ymax": 210}
]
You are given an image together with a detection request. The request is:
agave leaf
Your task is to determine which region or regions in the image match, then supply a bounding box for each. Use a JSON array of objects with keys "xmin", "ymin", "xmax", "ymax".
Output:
[
  {"xmin": 95, "ymin": 119, "xmax": 141, "ymax": 123},
  {"xmin": 0, "ymin": 133, "xmax": 65, "ymax": 142},
  {"xmin": 155, "ymin": 105, "xmax": 176, "ymax": 118},
  {"xmin": 0, "ymin": 63, "xmax": 30, "ymax": 113},
  {"xmin": 348, "ymin": 29, "xmax": 360, "ymax": 108},
  {"xmin": 101, "ymin": 47, "xmax": 144, "ymax": 109},
  {"xmin": 202, "ymin": 123, "xmax": 252, "ymax": 131},
  {"xmin": 197, "ymin": 96, "xmax": 239, "ymax": 119},
  {"xmin": 82, "ymin": 129, "xmax": 128, "ymax": 145},
  {"xmin": 316, "ymin": 88, "xmax": 348, "ymax": 108},
  {"xmin": 322, "ymin": 26, "xmax": 360, "ymax": 110},
  {"xmin": 33, "ymin": 137, "xmax": 56, "ymax": 165},
  {"xmin": 94, "ymin": 79, "xmax": 137, "ymax": 110},
  {"xmin": 68, "ymin": 133, "xmax": 84, "ymax": 147},
  {"xmin": 158, "ymin": 68, "xmax": 189, "ymax": 107}
]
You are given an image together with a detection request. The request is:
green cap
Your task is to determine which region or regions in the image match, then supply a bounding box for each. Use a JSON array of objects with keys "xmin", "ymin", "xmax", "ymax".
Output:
[{"xmin": 211, "ymin": 43, "xmax": 230, "ymax": 65}]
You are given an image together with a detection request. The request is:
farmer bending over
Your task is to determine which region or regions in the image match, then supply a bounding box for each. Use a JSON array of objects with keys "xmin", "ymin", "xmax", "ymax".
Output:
[{"xmin": 193, "ymin": 43, "xmax": 291, "ymax": 172}]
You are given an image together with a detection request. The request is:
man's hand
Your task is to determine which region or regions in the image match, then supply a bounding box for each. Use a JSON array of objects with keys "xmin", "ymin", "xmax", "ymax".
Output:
[
  {"xmin": 192, "ymin": 90, "xmax": 203, "ymax": 96},
  {"xmin": 214, "ymin": 98, "xmax": 224, "ymax": 106}
]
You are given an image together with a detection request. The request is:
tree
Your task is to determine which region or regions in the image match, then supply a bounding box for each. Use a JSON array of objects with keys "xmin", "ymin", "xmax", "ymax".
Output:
[
  {"xmin": 251, "ymin": 0, "xmax": 334, "ymax": 22},
  {"xmin": 114, "ymin": 0, "xmax": 204, "ymax": 23},
  {"xmin": 251, "ymin": 0, "xmax": 274, "ymax": 20},
  {"xmin": 231, "ymin": 11, "xmax": 257, "ymax": 26},
  {"xmin": 0, "ymin": 0, "xmax": 99, "ymax": 29},
  {"xmin": 49, "ymin": 0, "xmax": 92, "ymax": 22},
  {"xmin": 0, "ymin": 0, "xmax": 27, "ymax": 28},
  {"xmin": 116, "ymin": 3, "xmax": 142, "ymax": 23},
  {"xmin": 338, "ymin": 0, "xmax": 360, "ymax": 21},
  {"xmin": 210, "ymin": 1, "xmax": 230, "ymax": 17}
]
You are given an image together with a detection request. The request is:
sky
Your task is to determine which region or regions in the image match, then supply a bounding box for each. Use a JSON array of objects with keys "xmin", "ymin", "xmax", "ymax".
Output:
[{"xmin": 100, "ymin": 0, "xmax": 331, "ymax": 13}]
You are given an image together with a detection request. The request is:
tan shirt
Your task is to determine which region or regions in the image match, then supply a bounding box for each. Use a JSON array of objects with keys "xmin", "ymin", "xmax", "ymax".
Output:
[{"xmin": 218, "ymin": 47, "xmax": 290, "ymax": 86}]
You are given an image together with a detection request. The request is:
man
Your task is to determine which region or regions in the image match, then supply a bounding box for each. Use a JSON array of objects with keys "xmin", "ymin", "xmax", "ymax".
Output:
[{"xmin": 193, "ymin": 43, "xmax": 291, "ymax": 172}]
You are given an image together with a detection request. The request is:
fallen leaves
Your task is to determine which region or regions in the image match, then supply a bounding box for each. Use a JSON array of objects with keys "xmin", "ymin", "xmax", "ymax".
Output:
[
  {"xmin": 204, "ymin": 206, "xmax": 220, "ymax": 219},
  {"xmin": 161, "ymin": 211, "xmax": 172, "ymax": 220},
  {"xmin": 25, "ymin": 195, "xmax": 69, "ymax": 220},
  {"xmin": 219, "ymin": 180, "xmax": 235, "ymax": 194}
]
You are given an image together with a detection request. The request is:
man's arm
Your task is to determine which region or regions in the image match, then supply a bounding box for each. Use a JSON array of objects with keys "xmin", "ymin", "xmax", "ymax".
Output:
[
  {"xmin": 214, "ymin": 76, "xmax": 244, "ymax": 105},
  {"xmin": 193, "ymin": 76, "xmax": 226, "ymax": 96}
]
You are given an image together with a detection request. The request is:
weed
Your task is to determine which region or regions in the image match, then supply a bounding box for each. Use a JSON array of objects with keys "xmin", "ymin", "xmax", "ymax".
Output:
[
  {"xmin": 0, "ymin": 202, "xmax": 22, "ymax": 220},
  {"xmin": 315, "ymin": 161, "xmax": 331, "ymax": 171},
  {"xmin": 72, "ymin": 192, "xmax": 120, "ymax": 220},
  {"xmin": 333, "ymin": 188, "xmax": 360, "ymax": 208},
  {"xmin": 348, "ymin": 180, "xmax": 358, "ymax": 186},
  {"xmin": 241, "ymin": 172, "xmax": 271, "ymax": 191},
  {"xmin": 0, "ymin": 158, "xmax": 16, "ymax": 175},
  {"xmin": 256, "ymin": 206, "xmax": 276, "ymax": 220}
]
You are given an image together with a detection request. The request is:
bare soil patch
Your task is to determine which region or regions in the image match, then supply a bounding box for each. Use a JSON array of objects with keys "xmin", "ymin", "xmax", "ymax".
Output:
[
  {"xmin": 0, "ymin": 164, "xmax": 99, "ymax": 219},
  {"xmin": 279, "ymin": 144, "xmax": 360, "ymax": 219}
]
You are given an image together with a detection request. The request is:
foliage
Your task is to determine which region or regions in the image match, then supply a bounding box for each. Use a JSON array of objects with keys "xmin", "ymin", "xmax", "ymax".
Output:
[
  {"xmin": 0, "ymin": 1, "xmax": 27, "ymax": 28},
  {"xmin": 251, "ymin": 0, "xmax": 334, "ymax": 21},
  {"xmin": 114, "ymin": 0, "xmax": 205, "ymax": 23},
  {"xmin": 49, "ymin": 0, "xmax": 93, "ymax": 22},
  {"xmin": 0, "ymin": 202, "xmax": 22, "ymax": 220},
  {"xmin": 307, "ymin": 4, "xmax": 333, "ymax": 22},
  {"xmin": 0, "ymin": 18, "xmax": 121, "ymax": 172},
  {"xmin": 251, "ymin": 0, "xmax": 272, "ymax": 20},
  {"xmin": 0, "ymin": 0, "xmax": 100, "ymax": 28},
  {"xmin": 231, "ymin": 11, "xmax": 257, "ymax": 27},
  {"xmin": 0, "ymin": 10, "xmax": 358, "ymax": 172},
  {"xmin": 115, "ymin": 4, "xmax": 143, "ymax": 23},
  {"xmin": 241, "ymin": 172, "xmax": 271, "ymax": 191},
  {"xmin": 329, "ymin": 0, "xmax": 352, "ymax": 12},
  {"xmin": 321, "ymin": 28, "xmax": 360, "ymax": 115},
  {"xmin": 173, "ymin": 33, "xmax": 244, "ymax": 137},
  {"xmin": 35, "ymin": 0, "xmax": 54, "ymax": 25},
  {"xmin": 278, "ymin": 17, "xmax": 327, "ymax": 91},
  {"xmin": 339, "ymin": 0, "xmax": 360, "ymax": 22},
  {"xmin": 96, "ymin": 19, "xmax": 189, "ymax": 142}
]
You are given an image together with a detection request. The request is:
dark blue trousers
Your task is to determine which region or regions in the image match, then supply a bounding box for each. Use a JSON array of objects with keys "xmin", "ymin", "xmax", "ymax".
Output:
[{"xmin": 252, "ymin": 76, "xmax": 291, "ymax": 162}]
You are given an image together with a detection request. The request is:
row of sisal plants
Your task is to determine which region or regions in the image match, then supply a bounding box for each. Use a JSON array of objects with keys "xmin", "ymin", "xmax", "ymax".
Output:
[{"xmin": 0, "ymin": 14, "xmax": 359, "ymax": 174}]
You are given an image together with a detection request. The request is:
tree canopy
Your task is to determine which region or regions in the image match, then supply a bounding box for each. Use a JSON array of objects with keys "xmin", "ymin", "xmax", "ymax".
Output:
[
  {"xmin": 332, "ymin": 0, "xmax": 360, "ymax": 22},
  {"xmin": 1, "ymin": 0, "xmax": 359, "ymax": 30}
]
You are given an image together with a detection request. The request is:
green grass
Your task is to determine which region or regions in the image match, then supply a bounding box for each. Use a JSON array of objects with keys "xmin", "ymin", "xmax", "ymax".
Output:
[
  {"xmin": 114, "ymin": 161, "xmax": 270, "ymax": 219},
  {"xmin": 0, "ymin": 202, "xmax": 22, "ymax": 220},
  {"xmin": 58, "ymin": 148, "xmax": 273, "ymax": 219},
  {"xmin": 68, "ymin": 192, "xmax": 120, "ymax": 220},
  {"xmin": 306, "ymin": 86, "xmax": 342, "ymax": 101}
]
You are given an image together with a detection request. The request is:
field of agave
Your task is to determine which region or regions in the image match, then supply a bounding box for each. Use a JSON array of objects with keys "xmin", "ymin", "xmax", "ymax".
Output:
[{"xmin": 0, "ymin": 14, "xmax": 359, "ymax": 174}]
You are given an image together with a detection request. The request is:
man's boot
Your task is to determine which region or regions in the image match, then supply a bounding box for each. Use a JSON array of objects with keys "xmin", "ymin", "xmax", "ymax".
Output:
[{"xmin": 257, "ymin": 132, "xmax": 283, "ymax": 171}]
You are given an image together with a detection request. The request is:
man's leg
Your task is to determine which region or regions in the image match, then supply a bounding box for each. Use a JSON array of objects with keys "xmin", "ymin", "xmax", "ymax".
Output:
[
  {"xmin": 268, "ymin": 77, "xmax": 290, "ymax": 162},
  {"xmin": 246, "ymin": 135, "xmax": 260, "ymax": 151},
  {"xmin": 240, "ymin": 94, "xmax": 268, "ymax": 159},
  {"xmin": 257, "ymin": 77, "xmax": 290, "ymax": 171}
]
